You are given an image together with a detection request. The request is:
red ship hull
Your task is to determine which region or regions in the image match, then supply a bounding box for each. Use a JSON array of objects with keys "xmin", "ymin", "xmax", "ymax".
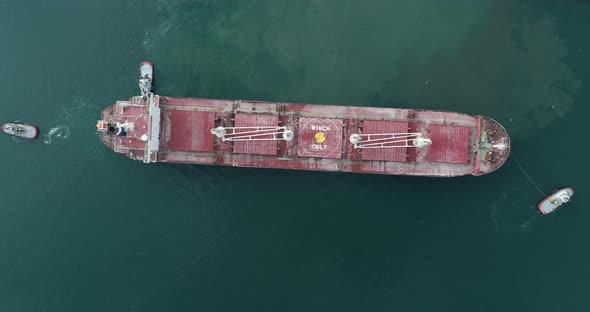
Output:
[{"xmin": 98, "ymin": 94, "xmax": 510, "ymax": 177}]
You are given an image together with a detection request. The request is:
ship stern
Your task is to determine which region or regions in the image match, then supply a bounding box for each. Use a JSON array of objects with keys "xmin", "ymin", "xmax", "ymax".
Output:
[{"xmin": 96, "ymin": 93, "xmax": 160, "ymax": 163}]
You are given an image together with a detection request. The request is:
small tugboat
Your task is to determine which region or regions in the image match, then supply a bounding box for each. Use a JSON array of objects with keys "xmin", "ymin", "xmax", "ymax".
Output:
[
  {"xmin": 1, "ymin": 122, "xmax": 39, "ymax": 139},
  {"xmin": 138, "ymin": 61, "xmax": 154, "ymax": 97},
  {"xmin": 538, "ymin": 187, "xmax": 574, "ymax": 215}
]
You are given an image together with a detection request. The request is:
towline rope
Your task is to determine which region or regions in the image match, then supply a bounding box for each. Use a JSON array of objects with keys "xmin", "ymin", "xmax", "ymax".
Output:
[{"xmin": 512, "ymin": 156, "xmax": 546, "ymax": 197}]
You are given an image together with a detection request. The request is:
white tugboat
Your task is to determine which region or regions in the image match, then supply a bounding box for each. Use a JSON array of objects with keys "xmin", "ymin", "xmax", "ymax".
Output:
[
  {"xmin": 1, "ymin": 122, "xmax": 39, "ymax": 139},
  {"xmin": 138, "ymin": 61, "xmax": 154, "ymax": 97},
  {"xmin": 538, "ymin": 187, "xmax": 574, "ymax": 215}
]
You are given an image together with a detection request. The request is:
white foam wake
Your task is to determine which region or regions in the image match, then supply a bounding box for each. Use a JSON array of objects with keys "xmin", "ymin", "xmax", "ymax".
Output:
[{"xmin": 43, "ymin": 126, "xmax": 70, "ymax": 144}]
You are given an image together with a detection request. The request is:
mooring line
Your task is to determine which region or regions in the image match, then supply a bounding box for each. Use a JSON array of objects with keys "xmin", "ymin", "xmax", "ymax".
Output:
[{"xmin": 512, "ymin": 156, "xmax": 546, "ymax": 197}]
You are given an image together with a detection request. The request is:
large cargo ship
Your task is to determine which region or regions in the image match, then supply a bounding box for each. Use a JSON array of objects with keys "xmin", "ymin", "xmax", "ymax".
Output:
[{"xmin": 97, "ymin": 64, "xmax": 510, "ymax": 177}]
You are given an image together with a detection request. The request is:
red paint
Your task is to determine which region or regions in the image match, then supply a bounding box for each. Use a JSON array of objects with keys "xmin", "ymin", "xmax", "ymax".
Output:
[
  {"xmin": 361, "ymin": 120, "xmax": 409, "ymax": 162},
  {"xmin": 31, "ymin": 125, "xmax": 39, "ymax": 139},
  {"xmin": 233, "ymin": 113, "xmax": 278, "ymax": 155},
  {"xmin": 428, "ymin": 125, "xmax": 470, "ymax": 164},
  {"xmin": 165, "ymin": 110, "xmax": 214, "ymax": 152},
  {"xmin": 296, "ymin": 117, "xmax": 343, "ymax": 159},
  {"xmin": 98, "ymin": 95, "xmax": 511, "ymax": 177}
]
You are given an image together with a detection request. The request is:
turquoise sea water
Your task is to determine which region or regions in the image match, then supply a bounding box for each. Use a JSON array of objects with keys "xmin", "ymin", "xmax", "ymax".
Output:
[{"xmin": 0, "ymin": 1, "xmax": 589, "ymax": 311}]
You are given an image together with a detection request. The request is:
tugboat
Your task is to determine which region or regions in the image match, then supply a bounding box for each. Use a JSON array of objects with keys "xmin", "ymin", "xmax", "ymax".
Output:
[
  {"xmin": 1, "ymin": 122, "xmax": 39, "ymax": 139},
  {"xmin": 138, "ymin": 61, "xmax": 154, "ymax": 97},
  {"xmin": 538, "ymin": 187, "xmax": 574, "ymax": 215}
]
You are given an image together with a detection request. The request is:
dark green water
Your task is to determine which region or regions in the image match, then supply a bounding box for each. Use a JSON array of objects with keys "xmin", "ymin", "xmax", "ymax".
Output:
[{"xmin": 1, "ymin": 0, "xmax": 589, "ymax": 311}]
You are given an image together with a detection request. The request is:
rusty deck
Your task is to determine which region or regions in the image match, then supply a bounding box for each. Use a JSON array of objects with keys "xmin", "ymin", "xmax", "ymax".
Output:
[{"xmin": 98, "ymin": 95, "xmax": 510, "ymax": 177}]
